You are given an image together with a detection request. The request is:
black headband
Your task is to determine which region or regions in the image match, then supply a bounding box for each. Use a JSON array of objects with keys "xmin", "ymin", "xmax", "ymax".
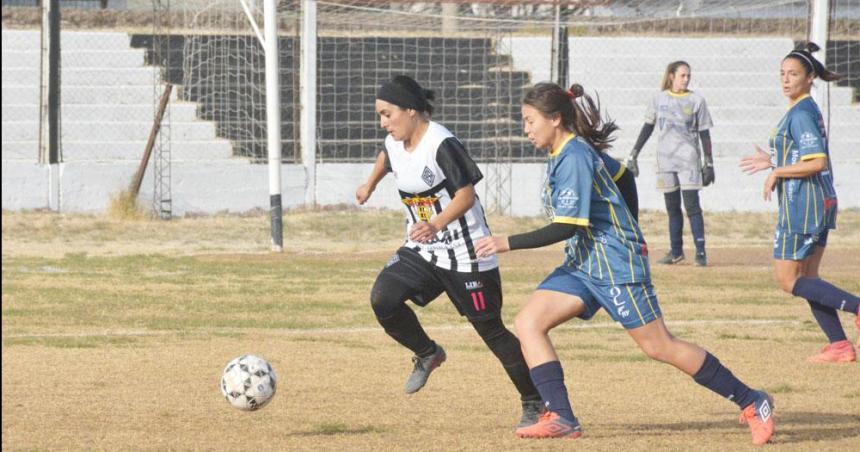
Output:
[{"xmin": 376, "ymin": 81, "xmax": 426, "ymax": 112}]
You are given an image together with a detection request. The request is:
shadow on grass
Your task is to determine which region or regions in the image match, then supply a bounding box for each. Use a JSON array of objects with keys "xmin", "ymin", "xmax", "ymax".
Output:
[
  {"xmin": 598, "ymin": 411, "xmax": 860, "ymax": 444},
  {"xmin": 288, "ymin": 422, "xmax": 385, "ymax": 437}
]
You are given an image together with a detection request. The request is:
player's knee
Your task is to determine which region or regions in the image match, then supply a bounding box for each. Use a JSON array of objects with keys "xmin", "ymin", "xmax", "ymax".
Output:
[
  {"xmin": 370, "ymin": 284, "xmax": 402, "ymax": 318},
  {"xmin": 514, "ymin": 310, "xmax": 544, "ymax": 337},
  {"xmin": 664, "ymin": 191, "xmax": 682, "ymax": 216},
  {"xmin": 681, "ymin": 190, "xmax": 702, "ymax": 216},
  {"xmin": 775, "ymin": 273, "xmax": 798, "ymax": 294},
  {"xmin": 472, "ymin": 318, "xmax": 521, "ymax": 362},
  {"xmin": 471, "ymin": 317, "xmax": 508, "ymax": 342},
  {"xmin": 637, "ymin": 337, "xmax": 674, "ymax": 362}
]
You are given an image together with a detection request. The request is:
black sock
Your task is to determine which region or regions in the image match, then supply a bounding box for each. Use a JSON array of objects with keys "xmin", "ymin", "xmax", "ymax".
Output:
[
  {"xmin": 471, "ymin": 318, "xmax": 540, "ymax": 401},
  {"xmin": 693, "ymin": 352, "xmax": 757, "ymax": 409},
  {"xmin": 807, "ymin": 300, "xmax": 848, "ymax": 343},
  {"xmin": 376, "ymin": 304, "xmax": 435, "ymax": 356}
]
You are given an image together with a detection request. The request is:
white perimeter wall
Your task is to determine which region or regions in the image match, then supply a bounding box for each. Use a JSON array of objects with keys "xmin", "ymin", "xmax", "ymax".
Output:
[{"xmin": 3, "ymin": 32, "xmax": 859, "ymax": 216}]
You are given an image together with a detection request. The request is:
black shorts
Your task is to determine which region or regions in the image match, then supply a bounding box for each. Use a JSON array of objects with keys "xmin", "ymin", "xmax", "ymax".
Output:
[{"xmin": 373, "ymin": 247, "xmax": 502, "ymax": 321}]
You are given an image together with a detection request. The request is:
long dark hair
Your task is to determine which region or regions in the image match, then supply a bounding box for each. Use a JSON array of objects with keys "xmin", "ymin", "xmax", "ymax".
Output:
[
  {"xmin": 522, "ymin": 82, "xmax": 618, "ymax": 151},
  {"xmin": 784, "ymin": 42, "xmax": 842, "ymax": 82},
  {"xmin": 661, "ymin": 60, "xmax": 690, "ymax": 91}
]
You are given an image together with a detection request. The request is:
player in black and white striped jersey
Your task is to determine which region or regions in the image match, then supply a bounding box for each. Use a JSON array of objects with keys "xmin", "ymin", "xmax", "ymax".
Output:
[{"xmin": 356, "ymin": 75, "xmax": 543, "ymax": 428}]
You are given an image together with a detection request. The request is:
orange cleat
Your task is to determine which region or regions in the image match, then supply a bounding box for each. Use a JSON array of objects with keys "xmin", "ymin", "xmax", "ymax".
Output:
[
  {"xmin": 807, "ymin": 340, "xmax": 856, "ymax": 363},
  {"xmin": 515, "ymin": 411, "xmax": 583, "ymax": 439},
  {"xmin": 855, "ymin": 306, "xmax": 860, "ymax": 349},
  {"xmin": 740, "ymin": 392, "xmax": 775, "ymax": 446}
]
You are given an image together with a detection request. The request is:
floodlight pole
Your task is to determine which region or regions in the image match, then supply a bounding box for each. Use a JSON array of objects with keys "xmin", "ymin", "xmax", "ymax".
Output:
[
  {"xmin": 264, "ymin": 0, "xmax": 284, "ymax": 251},
  {"xmin": 809, "ymin": 0, "xmax": 829, "ymax": 127},
  {"xmin": 300, "ymin": 0, "xmax": 318, "ymax": 207}
]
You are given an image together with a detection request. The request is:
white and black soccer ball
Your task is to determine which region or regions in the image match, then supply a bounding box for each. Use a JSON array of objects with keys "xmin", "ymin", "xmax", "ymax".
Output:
[{"xmin": 220, "ymin": 355, "xmax": 277, "ymax": 411}]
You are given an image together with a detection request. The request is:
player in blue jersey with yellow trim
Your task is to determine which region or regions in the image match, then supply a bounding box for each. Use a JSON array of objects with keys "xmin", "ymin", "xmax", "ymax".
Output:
[
  {"xmin": 599, "ymin": 148, "xmax": 639, "ymax": 221},
  {"xmin": 741, "ymin": 43, "xmax": 860, "ymax": 363},
  {"xmin": 476, "ymin": 82, "xmax": 774, "ymax": 445}
]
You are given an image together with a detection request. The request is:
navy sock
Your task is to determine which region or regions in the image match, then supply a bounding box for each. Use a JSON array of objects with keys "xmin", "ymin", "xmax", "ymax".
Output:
[
  {"xmin": 807, "ymin": 300, "xmax": 848, "ymax": 343},
  {"xmin": 669, "ymin": 215, "xmax": 684, "ymax": 256},
  {"xmin": 688, "ymin": 213, "xmax": 706, "ymax": 254},
  {"xmin": 529, "ymin": 361, "xmax": 575, "ymax": 422},
  {"xmin": 793, "ymin": 277, "xmax": 860, "ymax": 314},
  {"xmin": 693, "ymin": 352, "xmax": 756, "ymax": 409},
  {"xmin": 665, "ymin": 192, "xmax": 684, "ymax": 256}
]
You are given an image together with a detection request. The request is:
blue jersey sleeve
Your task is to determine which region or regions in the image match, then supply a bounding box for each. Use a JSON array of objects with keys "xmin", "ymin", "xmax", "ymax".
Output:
[
  {"xmin": 790, "ymin": 110, "xmax": 826, "ymax": 161},
  {"xmin": 550, "ymin": 148, "xmax": 593, "ymax": 226}
]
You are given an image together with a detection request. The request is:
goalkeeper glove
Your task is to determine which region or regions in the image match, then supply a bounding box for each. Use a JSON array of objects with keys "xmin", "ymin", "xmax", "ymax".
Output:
[{"xmin": 702, "ymin": 157, "xmax": 715, "ymax": 186}]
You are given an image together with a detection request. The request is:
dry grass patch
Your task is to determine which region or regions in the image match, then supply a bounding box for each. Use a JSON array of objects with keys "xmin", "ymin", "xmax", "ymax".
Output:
[{"xmin": 3, "ymin": 209, "xmax": 860, "ymax": 450}]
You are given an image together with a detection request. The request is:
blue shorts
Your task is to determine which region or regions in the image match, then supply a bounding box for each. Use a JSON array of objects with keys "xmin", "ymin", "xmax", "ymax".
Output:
[
  {"xmin": 537, "ymin": 266, "xmax": 662, "ymax": 329},
  {"xmin": 773, "ymin": 228, "xmax": 829, "ymax": 261}
]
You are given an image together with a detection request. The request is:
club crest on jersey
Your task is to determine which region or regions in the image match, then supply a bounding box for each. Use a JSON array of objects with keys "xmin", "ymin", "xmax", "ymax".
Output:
[
  {"xmin": 402, "ymin": 196, "xmax": 439, "ymax": 222},
  {"xmin": 557, "ymin": 188, "xmax": 579, "ymax": 209},
  {"xmin": 422, "ymin": 166, "xmax": 435, "ymax": 186}
]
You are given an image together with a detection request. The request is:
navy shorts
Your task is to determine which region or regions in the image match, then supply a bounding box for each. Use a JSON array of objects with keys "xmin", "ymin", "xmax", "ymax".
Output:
[
  {"xmin": 537, "ymin": 266, "xmax": 662, "ymax": 329},
  {"xmin": 773, "ymin": 228, "xmax": 829, "ymax": 261}
]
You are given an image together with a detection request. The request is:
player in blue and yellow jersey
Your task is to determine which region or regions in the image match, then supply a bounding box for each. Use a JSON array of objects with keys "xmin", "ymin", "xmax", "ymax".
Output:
[
  {"xmin": 741, "ymin": 43, "xmax": 860, "ymax": 363},
  {"xmin": 599, "ymin": 148, "xmax": 639, "ymax": 221},
  {"xmin": 476, "ymin": 82, "xmax": 774, "ymax": 445}
]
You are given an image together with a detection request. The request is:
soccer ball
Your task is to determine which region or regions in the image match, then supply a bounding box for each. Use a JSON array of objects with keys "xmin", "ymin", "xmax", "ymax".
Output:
[{"xmin": 220, "ymin": 355, "xmax": 277, "ymax": 411}]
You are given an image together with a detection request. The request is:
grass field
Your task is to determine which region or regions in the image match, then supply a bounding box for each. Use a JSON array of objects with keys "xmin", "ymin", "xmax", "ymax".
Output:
[{"xmin": 3, "ymin": 208, "xmax": 860, "ymax": 451}]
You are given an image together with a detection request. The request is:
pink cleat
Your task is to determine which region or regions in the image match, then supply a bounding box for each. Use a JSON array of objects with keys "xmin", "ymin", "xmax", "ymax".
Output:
[{"xmin": 807, "ymin": 340, "xmax": 856, "ymax": 363}]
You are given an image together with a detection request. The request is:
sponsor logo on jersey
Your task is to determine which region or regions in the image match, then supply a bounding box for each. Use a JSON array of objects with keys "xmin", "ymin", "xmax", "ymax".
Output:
[
  {"xmin": 386, "ymin": 254, "xmax": 400, "ymax": 268},
  {"xmin": 609, "ymin": 286, "xmax": 630, "ymax": 318},
  {"xmin": 402, "ymin": 196, "xmax": 439, "ymax": 221},
  {"xmin": 557, "ymin": 188, "xmax": 579, "ymax": 209},
  {"xmin": 422, "ymin": 166, "xmax": 435, "ymax": 186},
  {"xmin": 799, "ymin": 131, "xmax": 818, "ymax": 149},
  {"xmin": 465, "ymin": 280, "xmax": 484, "ymax": 290}
]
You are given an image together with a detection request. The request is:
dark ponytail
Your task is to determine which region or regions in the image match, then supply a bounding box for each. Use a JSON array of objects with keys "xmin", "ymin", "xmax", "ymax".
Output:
[
  {"xmin": 523, "ymin": 82, "xmax": 618, "ymax": 152},
  {"xmin": 785, "ymin": 42, "xmax": 842, "ymax": 82}
]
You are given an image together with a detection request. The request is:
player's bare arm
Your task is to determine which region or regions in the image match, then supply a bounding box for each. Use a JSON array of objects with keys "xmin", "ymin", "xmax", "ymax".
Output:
[
  {"xmin": 356, "ymin": 151, "xmax": 389, "ymax": 205},
  {"xmin": 763, "ymin": 157, "xmax": 828, "ymax": 201}
]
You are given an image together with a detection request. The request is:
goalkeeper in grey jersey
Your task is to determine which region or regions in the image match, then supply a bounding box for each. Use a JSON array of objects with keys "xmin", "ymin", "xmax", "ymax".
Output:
[{"xmin": 625, "ymin": 61, "xmax": 714, "ymax": 266}]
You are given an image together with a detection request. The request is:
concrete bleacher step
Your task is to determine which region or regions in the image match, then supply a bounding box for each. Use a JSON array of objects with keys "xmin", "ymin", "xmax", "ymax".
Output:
[
  {"xmin": 2, "ymin": 85, "xmax": 179, "ymax": 105},
  {"xmin": 2, "ymin": 67, "xmax": 162, "ymax": 86},
  {"xmin": 2, "ymin": 119, "xmax": 218, "ymax": 143},
  {"xmin": 568, "ymin": 37, "xmax": 794, "ymax": 57},
  {"xmin": 571, "ymin": 73, "xmax": 781, "ymax": 89},
  {"xmin": 2, "ymin": 49, "xmax": 147, "ymax": 69},
  {"xmin": 1, "ymin": 103, "xmax": 201, "ymax": 124},
  {"xmin": 1, "ymin": 139, "xmax": 234, "ymax": 162},
  {"xmin": 572, "ymin": 56, "xmax": 789, "ymax": 74},
  {"xmin": 1, "ymin": 30, "xmax": 132, "ymax": 51}
]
